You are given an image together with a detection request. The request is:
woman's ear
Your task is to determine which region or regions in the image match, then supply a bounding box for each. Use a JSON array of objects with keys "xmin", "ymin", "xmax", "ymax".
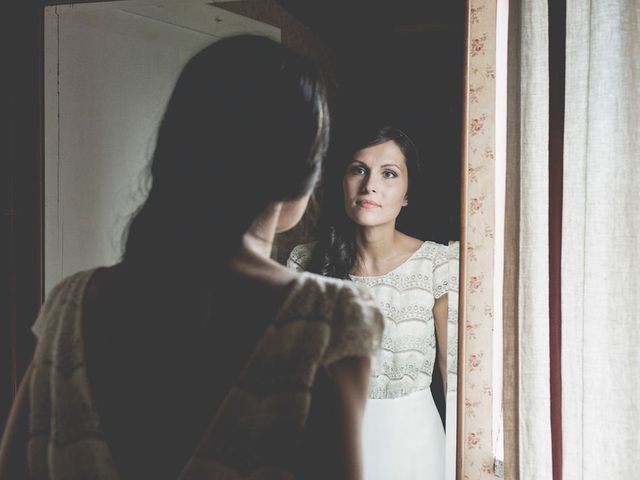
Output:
[{"xmin": 402, "ymin": 195, "xmax": 409, "ymax": 207}]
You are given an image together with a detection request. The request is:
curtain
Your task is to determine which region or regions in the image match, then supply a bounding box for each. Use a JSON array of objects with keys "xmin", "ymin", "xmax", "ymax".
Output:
[
  {"xmin": 561, "ymin": 1, "xmax": 640, "ymax": 478},
  {"xmin": 503, "ymin": 0, "xmax": 553, "ymax": 478}
]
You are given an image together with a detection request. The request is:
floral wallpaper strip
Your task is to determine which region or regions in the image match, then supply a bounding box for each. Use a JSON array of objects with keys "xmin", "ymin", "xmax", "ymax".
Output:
[{"xmin": 461, "ymin": 0, "xmax": 501, "ymax": 478}]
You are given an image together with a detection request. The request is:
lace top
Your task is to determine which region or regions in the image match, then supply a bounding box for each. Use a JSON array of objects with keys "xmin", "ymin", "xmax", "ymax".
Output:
[
  {"xmin": 28, "ymin": 269, "xmax": 384, "ymax": 479},
  {"xmin": 287, "ymin": 241, "xmax": 453, "ymax": 399}
]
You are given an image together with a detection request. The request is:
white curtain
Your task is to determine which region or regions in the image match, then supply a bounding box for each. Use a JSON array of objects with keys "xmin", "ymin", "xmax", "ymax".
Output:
[
  {"xmin": 504, "ymin": 0, "xmax": 553, "ymax": 478},
  {"xmin": 562, "ymin": 1, "xmax": 640, "ymax": 479}
]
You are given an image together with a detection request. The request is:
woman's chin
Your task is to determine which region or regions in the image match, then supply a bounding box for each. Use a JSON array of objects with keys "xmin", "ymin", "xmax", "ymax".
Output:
[{"xmin": 348, "ymin": 212, "xmax": 395, "ymax": 228}]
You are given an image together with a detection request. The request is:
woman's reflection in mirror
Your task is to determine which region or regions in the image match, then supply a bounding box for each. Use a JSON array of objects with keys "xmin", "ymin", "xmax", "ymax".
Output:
[{"xmin": 288, "ymin": 124, "xmax": 448, "ymax": 479}]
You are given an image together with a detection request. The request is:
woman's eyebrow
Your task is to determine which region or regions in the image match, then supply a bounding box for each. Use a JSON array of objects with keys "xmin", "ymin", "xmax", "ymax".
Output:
[{"xmin": 349, "ymin": 160, "xmax": 401, "ymax": 169}]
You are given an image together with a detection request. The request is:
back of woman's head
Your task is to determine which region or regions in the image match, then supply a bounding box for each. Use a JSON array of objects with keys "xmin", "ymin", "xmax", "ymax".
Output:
[{"xmin": 123, "ymin": 35, "xmax": 329, "ymax": 272}]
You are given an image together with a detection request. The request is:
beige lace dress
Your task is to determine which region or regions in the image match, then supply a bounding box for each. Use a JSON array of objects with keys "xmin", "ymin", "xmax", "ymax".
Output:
[
  {"xmin": 287, "ymin": 241, "xmax": 457, "ymax": 480},
  {"xmin": 27, "ymin": 268, "xmax": 383, "ymax": 479}
]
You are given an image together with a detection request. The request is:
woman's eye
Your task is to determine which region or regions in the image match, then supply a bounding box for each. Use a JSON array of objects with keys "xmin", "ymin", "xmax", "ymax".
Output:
[
  {"xmin": 350, "ymin": 166, "xmax": 367, "ymax": 175},
  {"xmin": 383, "ymin": 170, "xmax": 398, "ymax": 179}
]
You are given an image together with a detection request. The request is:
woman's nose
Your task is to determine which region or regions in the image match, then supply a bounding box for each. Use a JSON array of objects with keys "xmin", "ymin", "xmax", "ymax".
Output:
[{"xmin": 360, "ymin": 175, "xmax": 377, "ymax": 193}]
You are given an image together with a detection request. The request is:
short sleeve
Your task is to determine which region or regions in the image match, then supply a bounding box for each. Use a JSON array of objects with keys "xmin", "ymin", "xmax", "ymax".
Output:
[
  {"xmin": 31, "ymin": 270, "xmax": 95, "ymax": 342},
  {"xmin": 446, "ymin": 241, "xmax": 460, "ymax": 384},
  {"xmin": 31, "ymin": 279, "xmax": 69, "ymax": 341},
  {"xmin": 446, "ymin": 241, "xmax": 460, "ymax": 295},
  {"xmin": 286, "ymin": 243, "xmax": 314, "ymax": 272},
  {"xmin": 322, "ymin": 283, "xmax": 384, "ymax": 367},
  {"xmin": 432, "ymin": 244, "xmax": 450, "ymax": 299}
]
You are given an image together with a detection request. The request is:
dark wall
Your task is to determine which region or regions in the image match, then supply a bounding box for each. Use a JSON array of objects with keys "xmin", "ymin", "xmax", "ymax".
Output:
[
  {"xmin": 2, "ymin": 0, "xmax": 43, "ymax": 433},
  {"xmin": 330, "ymin": 24, "xmax": 464, "ymax": 244},
  {"xmin": 219, "ymin": 1, "xmax": 465, "ymax": 254}
]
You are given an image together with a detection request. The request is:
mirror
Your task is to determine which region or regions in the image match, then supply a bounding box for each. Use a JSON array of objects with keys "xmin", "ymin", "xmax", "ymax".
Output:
[
  {"xmin": 272, "ymin": 3, "xmax": 464, "ymax": 479},
  {"xmin": 42, "ymin": 1, "xmax": 464, "ymax": 478}
]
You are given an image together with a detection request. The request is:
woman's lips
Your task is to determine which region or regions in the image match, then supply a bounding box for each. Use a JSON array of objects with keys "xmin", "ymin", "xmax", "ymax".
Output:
[{"xmin": 356, "ymin": 199, "xmax": 382, "ymax": 208}]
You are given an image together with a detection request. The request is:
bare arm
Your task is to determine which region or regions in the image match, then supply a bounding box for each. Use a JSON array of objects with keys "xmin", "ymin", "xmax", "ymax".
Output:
[
  {"xmin": 300, "ymin": 355, "xmax": 372, "ymax": 480},
  {"xmin": 0, "ymin": 363, "xmax": 32, "ymax": 480},
  {"xmin": 325, "ymin": 355, "xmax": 371, "ymax": 480},
  {"xmin": 433, "ymin": 294, "xmax": 448, "ymax": 393}
]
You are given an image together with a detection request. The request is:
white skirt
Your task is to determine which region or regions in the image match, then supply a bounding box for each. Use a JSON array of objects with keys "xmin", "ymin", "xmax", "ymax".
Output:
[{"xmin": 362, "ymin": 389, "xmax": 445, "ymax": 480}]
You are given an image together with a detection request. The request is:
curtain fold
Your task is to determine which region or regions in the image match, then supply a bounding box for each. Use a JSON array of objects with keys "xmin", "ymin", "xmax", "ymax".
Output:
[
  {"xmin": 504, "ymin": 0, "xmax": 553, "ymax": 478},
  {"xmin": 562, "ymin": 1, "xmax": 640, "ymax": 478}
]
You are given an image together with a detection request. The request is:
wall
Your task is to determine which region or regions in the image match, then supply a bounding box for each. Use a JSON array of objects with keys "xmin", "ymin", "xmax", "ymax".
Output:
[{"xmin": 43, "ymin": 2, "xmax": 280, "ymax": 293}]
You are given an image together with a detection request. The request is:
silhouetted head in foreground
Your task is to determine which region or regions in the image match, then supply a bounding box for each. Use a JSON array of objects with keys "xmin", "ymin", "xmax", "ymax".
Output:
[{"xmin": 123, "ymin": 35, "xmax": 330, "ymax": 274}]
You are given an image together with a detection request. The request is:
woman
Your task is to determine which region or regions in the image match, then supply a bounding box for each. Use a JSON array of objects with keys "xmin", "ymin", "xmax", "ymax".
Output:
[
  {"xmin": 288, "ymin": 125, "xmax": 449, "ymax": 479},
  {"xmin": 0, "ymin": 36, "xmax": 384, "ymax": 480}
]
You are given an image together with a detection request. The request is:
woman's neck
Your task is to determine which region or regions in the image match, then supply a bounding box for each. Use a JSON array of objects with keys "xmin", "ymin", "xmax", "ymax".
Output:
[
  {"xmin": 239, "ymin": 202, "xmax": 281, "ymax": 259},
  {"xmin": 353, "ymin": 224, "xmax": 403, "ymax": 275},
  {"xmin": 227, "ymin": 202, "xmax": 298, "ymax": 291}
]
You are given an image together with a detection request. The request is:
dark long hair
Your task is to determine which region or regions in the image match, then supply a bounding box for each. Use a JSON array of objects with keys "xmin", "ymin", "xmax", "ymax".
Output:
[
  {"xmin": 122, "ymin": 35, "xmax": 329, "ymax": 278},
  {"xmin": 308, "ymin": 125, "xmax": 420, "ymax": 279}
]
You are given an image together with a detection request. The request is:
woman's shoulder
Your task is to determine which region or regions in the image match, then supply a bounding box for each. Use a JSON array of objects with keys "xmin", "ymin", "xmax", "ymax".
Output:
[
  {"xmin": 427, "ymin": 240, "xmax": 459, "ymax": 263},
  {"xmin": 407, "ymin": 239, "xmax": 449, "ymax": 262},
  {"xmin": 396, "ymin": 233, "xmax": 448, "ymax": 259},
  {"xmin": 47, "ymin": 268, "xmax": 100, "ymax": 297},
  {"xmin": 277, "ymin": 272, "xmax": 384, "ymax": 365},
  {"xmin": 32, "ymin": 267, "xmax": 102, "ymax": 341},
  {"xmin": 279, "ymin": 270, "xmax": 380, "ymax": 323}
]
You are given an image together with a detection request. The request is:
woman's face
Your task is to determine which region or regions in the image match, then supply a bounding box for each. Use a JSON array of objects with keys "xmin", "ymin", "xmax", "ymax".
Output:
[{"xmin": 342, "ymin": 140, "xmax": 409, "ymax": 228}]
